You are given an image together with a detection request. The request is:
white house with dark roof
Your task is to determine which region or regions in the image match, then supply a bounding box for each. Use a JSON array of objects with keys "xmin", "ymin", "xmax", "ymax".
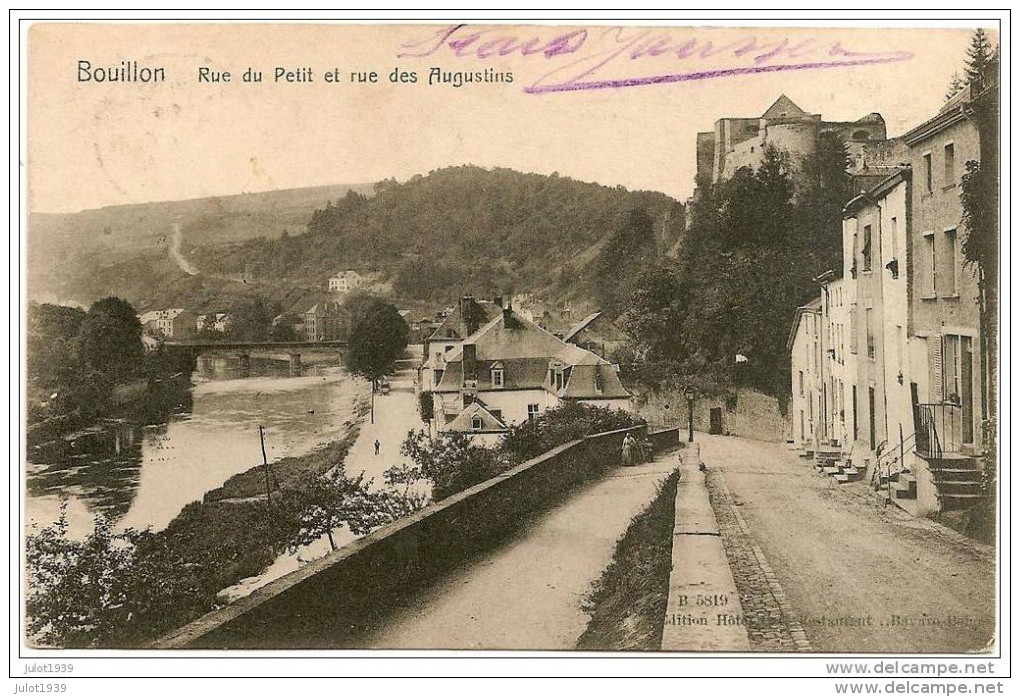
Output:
[
  {"xmin": 327, "ymin": 270, "xmax": 363, "ymax": 293},
  {"xmin": 431, "ymin": 302, "xmax": 632, "ymax": 440}
]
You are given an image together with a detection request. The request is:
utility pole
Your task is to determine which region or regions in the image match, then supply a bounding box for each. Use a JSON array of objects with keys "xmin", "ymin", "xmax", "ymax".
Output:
[{"xmin": 259, "ymin": 424, "xmax": 272, "ymax": 506}]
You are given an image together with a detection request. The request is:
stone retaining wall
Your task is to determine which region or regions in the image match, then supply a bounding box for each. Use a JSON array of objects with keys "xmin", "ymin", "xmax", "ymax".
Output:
[{"xmin": 155, "ymin": 424, "xmax": 671, "ymax": 649}]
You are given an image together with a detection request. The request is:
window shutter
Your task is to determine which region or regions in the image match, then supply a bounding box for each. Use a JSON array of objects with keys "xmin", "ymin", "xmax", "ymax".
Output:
[{"xmin": 928, "ymin": 335, "xmax": 944, "ymax": 402}]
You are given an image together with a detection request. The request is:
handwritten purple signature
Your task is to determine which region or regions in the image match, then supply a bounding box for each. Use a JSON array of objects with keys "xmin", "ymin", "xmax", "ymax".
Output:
[{"xmin": 398, "ymin": 25, "xmax": 914, "ymax": 94}]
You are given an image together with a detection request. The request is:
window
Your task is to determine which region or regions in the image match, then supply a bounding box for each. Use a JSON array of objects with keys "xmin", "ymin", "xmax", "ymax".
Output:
[
  {"xmin": 527, "ymin": 403, "xmax": 540, "ymax": 420},
  {"xmin": 923, "ymin": 232, "xmax": 937, "ymax": 297},
  {"xmin": 491, "ymin": 365, "xmax": 504, "ymax": 388},
  {"xmin": 889, "ymin": 216, "xmax": 898, "ymax": 260},
  {"xmin": 471, "ymin": 415, "xmax": 483, "ymax": 430},
  {"xmin": 852, "ymin": 385, "xmax": 859, "ymax": 441},
  {"xmin": 944, "ymin": 143, "xmax": 955, "ymax": 185},
  {"xmin": 945, "ymin": 228, "xmax": 958, "ymax": 296},
  {"xmin": 896, "ymin": 325, "xmax": 904, "ymax": 374},
  {"xmin": 923, "ymin": 152, "xmax": 933, "ymax": 192},
  {"xmin": 851, "ymin": 226, "xmax": 859, "ymax": 277},
  {"xmin": 850, "ymin": 304, "xmax": 858, "ymax": 354},
  {"xmin": 594, "ymin": 371, "xmax": 603, "ymax": 393},
  {"xmin": 861, "ymin": 224, "xmax": 873, "ymax": 271},
  {"xmin": 798, "ymin": 371, "xmax": 804, "ymax": 397},
  {"xmin": 865, "ymin": 308, "xmax": 875, "ymax": 359}
]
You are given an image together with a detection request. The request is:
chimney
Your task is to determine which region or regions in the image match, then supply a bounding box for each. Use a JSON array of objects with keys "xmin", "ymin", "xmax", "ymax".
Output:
[
  {"xmin": 460, "ymin": 295, "xmax": 479, "ymax": 335},
  {"xmin": 462, "ymin": 343, "xmax": 477, "ymax": 382},
  {"xmin": 503, "ymin": 300, "xmax": 517, "ymax": 328}
]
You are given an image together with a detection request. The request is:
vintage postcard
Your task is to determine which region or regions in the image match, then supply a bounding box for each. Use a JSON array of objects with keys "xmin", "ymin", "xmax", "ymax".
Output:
[{"xmin": 18, "ymin": 15, "xmax": 1004, "ymax": 678}]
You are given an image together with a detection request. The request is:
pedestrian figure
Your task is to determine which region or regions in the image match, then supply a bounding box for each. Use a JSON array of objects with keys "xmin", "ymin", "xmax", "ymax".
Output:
[
  {"xmin": 374, "ymin": 439, "xmax": 380, "ymax": 456},
  {"xmin": 621, "ymin": 433, "xmax": 635, "ymax": 467}
]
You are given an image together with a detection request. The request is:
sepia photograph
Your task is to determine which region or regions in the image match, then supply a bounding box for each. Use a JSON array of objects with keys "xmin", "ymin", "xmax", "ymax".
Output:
[{"xmin": 13, "ymin": 11, "xmax": 1008, "ymax": 687}]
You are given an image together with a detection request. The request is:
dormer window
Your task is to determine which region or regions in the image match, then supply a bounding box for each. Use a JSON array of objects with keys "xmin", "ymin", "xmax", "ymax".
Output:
[
  {"xmin": 471, "ymin": 415, "xmax": 483, "ymax": 430},
  {"xmin": 548, "ymin": 360, "xmax": 565, "ymax": 392},
  {"xmin": 491, "ymin": 363, "xmax": 504, "ymax": 388}
]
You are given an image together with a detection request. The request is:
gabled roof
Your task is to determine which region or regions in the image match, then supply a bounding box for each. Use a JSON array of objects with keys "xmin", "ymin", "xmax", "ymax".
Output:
[
  {"xmin": 446, "ymin": 400, "xmax": 508, "ymax": 434},
  {"xmin": 425, "ymin": 299, "xmax": 502, "ymax": 344},
  {"xmin": 563, "ymin": 311, "xmax": 602, "ymax": 343},
  {"xmin": 561, "ymin": 363, "xmax": 631, "ymax": 399},
  {"xmin": 787, "ymin": 298, "xmax": 823, "ymax": 353},
  {"xmin": 762, "ymin": 94, "xmax": 808, "ymax": 119}
]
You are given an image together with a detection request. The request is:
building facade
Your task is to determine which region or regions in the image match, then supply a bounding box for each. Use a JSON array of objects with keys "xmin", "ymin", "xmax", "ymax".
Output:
[
  {"xmin": 842, "ymin": 171, "xmax": 912, "ymax": 467},
  {"xmin": 328, "ymin": 270, "xmax": 363, "ymax": 293},
  {"xmin": 141, "ymin": 308, "xmax": 197, "ymax": 339},
  {"xmin": 788, "ymin": 299, "xmax": 822, "ymax": 450},
  {"xmin": 303, "ymin": 302, "xmax": 345, "ymax": 342}
]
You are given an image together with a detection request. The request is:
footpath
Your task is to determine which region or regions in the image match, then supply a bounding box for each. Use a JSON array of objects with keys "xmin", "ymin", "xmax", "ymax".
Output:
[{"xmin": 362, "ymin": 452, "xmax": 678, "ymax": 650}]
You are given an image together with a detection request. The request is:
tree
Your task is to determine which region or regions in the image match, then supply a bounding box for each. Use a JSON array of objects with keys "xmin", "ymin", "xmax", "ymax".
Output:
[
  {"xmin": 27, "ymin": 303, "xmax": 86, "ymax": 393},
  {"xmin": 25, "ymin": 506, "xmax": 192, "ymax": 648},
  {"xmin": 344, "ymin": 301, "xmax": 409, "ymax": 384},
  {"xmin": 281, "ymin": 470, "xmax": 388, "ymax": 551},
  {"xmin": 623, "ymin": 141, "xmax": 843, "ymax": 399},
  {"xmin": 76, "ymin": 297, "xmax": 143, "ymax": 378},
  {"xmin": 945, "ymin": 71, "xmax": 966, "ymax": 102},
  {"xmin": 965, "ymin": 28, "xmax": 996, "ymax": 92},
  {"xmin": 593, "ymin": 207, "xmax": 659, "ymax": 317},
  {"xmin": 228, "ymin": 296, "xmax": 277, "ymax": 342}
]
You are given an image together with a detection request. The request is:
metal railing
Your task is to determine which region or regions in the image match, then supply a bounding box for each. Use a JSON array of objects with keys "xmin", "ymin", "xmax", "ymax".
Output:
[
  {"xmin": 872, "ymin": 429, "xmax": 916, "ymax": 500},
  {"xmin": 914, "ymin": 402, "xmax": 963, "ymax": 459}
]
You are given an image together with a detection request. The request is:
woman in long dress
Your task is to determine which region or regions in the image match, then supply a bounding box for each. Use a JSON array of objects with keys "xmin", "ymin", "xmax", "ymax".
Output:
[{"xmin": 621, "ymin": 433, "xmax": 635, "ymax": 466}]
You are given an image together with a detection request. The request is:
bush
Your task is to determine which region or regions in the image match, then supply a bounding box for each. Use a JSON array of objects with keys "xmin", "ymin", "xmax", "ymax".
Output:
[
  {"xmin": 501, "ymin": 402, "xmax": 644, "ymax": 463},
  {"xmin": 401, "ymin": 430, "xmax": 512, "ymax": 500}
]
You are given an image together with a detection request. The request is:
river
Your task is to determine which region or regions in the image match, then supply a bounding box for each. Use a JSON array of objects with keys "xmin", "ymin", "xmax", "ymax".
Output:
[{"xmin": 25, "ymin": 355, "xmax": 369, "ymax": 540}]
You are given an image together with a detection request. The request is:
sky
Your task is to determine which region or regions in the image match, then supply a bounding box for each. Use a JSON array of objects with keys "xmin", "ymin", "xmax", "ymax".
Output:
[{"xmin": 27, "ymin": 23, "xmax": 986, "ymax": 214}]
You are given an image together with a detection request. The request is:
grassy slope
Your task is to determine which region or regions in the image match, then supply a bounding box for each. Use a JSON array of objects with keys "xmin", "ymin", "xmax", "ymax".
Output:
[
  {"xmin": 28, "ymin": 182, "xmax": 373, "ymax": 305},
  {"xmin": 576, "ymin": 469, "xmax": 678, "ymax": 651}
]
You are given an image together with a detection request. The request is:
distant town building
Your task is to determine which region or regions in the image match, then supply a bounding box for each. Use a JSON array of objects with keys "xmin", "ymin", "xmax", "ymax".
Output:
[
  {"xmin": 563, "ymin": 311, "xmax": 628, "ymax": 360},
  {"xmin": 328, "ymin": 270, "xmax": 363, "ymax": 293},
  {"xmin": 139, "ymin": 308, "xmax": 197, "ymax": 339},
  {"xmin": 303, "ymin": 301, "xmax": 345, "ymax": 342},
  {"xmin": 196, "ymin": 312, "xmax": 232, "ymax": 333}
]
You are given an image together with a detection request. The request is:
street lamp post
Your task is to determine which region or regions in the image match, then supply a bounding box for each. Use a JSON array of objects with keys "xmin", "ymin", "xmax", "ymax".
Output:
[{"xmin": 684, "ymin": 386, "xmax": 696, "ymax": 442}]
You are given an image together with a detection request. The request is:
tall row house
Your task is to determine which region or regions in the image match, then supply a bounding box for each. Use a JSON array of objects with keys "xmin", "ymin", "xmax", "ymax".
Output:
[
  {"xmin": 791, "ymin": 86, "xmax": 989, "ymax": 516},
  {"xmin": 899, "ymin": 88, "xmax": 985, "ymax": 514}
]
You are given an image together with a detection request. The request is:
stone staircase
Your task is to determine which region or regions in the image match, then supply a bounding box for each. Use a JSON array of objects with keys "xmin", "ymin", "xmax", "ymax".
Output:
[
  {"xmin": 927, "ymin": 453, "xmax": 984, "ymax": 511},
  {"xmin": 804, "ymin": 445, "xmax": 865, "ymax": 485}
]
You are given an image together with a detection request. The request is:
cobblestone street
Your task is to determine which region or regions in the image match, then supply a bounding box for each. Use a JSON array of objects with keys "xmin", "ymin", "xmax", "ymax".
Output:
[
  {"xmin": 707, "ymin": 469, "xmax": 805, "ymax": 652},
  {"xmin": 698, "ymin": 433, "xmax": 996, "ymax": 653}
]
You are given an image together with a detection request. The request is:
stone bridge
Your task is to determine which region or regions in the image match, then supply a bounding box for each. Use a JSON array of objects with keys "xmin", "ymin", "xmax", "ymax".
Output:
[{"xmin": 165, "ymin": 340, "xmax": 347, "ymax": 373}]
